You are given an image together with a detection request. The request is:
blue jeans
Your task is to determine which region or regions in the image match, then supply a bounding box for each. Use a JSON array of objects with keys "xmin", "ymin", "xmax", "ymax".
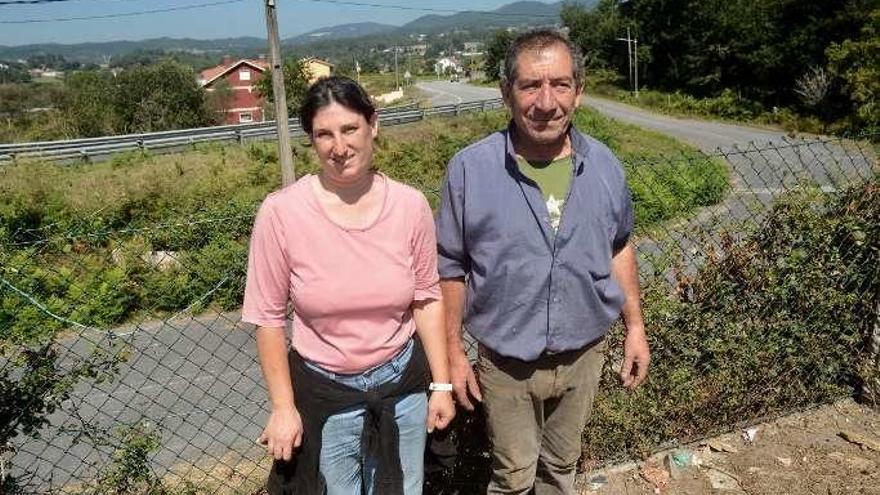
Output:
[{"xmin": 303, "ymin": 339, "xmax": 427, "ymax": 495}]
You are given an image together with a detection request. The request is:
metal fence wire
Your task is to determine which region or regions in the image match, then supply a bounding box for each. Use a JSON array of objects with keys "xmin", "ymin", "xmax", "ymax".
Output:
[{"xmin": 0, "ymin": 130, "xmax": 877, "ymax": 494}]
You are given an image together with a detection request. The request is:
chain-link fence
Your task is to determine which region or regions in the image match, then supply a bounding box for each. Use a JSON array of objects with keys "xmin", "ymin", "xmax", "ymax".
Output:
[{"xmin": 1, "ymin": 131, "xmax": 877, "ymax": 494}]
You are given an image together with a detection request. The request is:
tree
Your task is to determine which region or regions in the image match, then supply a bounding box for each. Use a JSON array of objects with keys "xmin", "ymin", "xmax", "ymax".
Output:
[
  {"xmin": 0, "ymin": 63, "xmax": 31, "ymax": 84},
  {"xmin": 484, "ymin": 30, "xmax": 513, "ymax": 82},
  {"xmin": 205, "ymin": 78, "xmax": 235, "ymax": 125},
  {"xmin": 826, "ymin": 9, "xmax": 880, "ymax": 131},
  {"xmin": 61, "ymin": 70, "xmax": 117, "ymax": 137},
  {"xmin": 255, "ymin": 58, "xmax": 312, "ymax": 116},
  {"xmin": 113, "ymin": 59, "xmax": 211, "ymax": 133},
  {"xmin": 561, "ymin": 0, "xmax": 631, "ymax": 72}
]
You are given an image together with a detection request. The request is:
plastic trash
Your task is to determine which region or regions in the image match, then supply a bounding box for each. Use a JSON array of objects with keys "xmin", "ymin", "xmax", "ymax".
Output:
[
  {"xmin": 588, "ymin": 474, "xmax": 608, "ymax": 491},
  {"xmin": 741, "ymin": 426, "xmax": 759, "ymax": 443}
]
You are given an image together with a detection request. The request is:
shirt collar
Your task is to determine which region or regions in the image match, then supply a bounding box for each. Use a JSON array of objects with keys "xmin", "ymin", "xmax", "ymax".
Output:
[{"xmin": 504, "ymin": 121, "xmax": 590, "ymax": 176}]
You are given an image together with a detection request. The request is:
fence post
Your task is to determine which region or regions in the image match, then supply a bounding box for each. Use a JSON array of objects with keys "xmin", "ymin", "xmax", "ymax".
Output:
[
  {"xmin": 863, "ymin": 303, "xmax": 880, "ymax": 408},
  {"xmin": 455, "ymin": 103, "xmax": 461, "ymax": 116}
]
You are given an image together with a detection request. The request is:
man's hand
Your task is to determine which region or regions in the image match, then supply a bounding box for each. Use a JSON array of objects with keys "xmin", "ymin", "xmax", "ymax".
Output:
[
  {"xmin": 449, "ymin": 346, "xmax": 482, "ymax": 410},
  {"xmin": 620, "ymin": 327, "xmax": 650, "ymax": 389},
  {"xmin": 258, "ymin": 406, "xmax": 303, "ymax": 461},
  {"xmin": 427, "ymin": 391, "xmax": 456, "ymax": 433}
]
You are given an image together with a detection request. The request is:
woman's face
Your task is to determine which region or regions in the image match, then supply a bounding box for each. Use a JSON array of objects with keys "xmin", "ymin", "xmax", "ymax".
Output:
[{"xmin": 310, "ymin": 101, "xmax": 378, "ymax": 184}]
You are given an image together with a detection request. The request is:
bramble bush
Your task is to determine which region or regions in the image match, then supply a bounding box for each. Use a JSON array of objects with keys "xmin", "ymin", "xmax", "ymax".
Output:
[{"xmin": 585, "ymin": 177, "xmax": 879, "ymax": 461}]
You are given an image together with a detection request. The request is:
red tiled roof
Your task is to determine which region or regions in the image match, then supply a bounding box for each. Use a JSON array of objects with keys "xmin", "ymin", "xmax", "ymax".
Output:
[{"xmin": 199, "ymin": 59, "xmax": 269, "ymax": 86}]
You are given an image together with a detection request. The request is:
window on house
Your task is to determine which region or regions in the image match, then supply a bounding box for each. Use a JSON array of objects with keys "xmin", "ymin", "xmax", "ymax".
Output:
[
  {"xmin": 239, "ymin": 112, "xmax": 253, "ymax": 123},
  {"xmin": 240, "ymin": 69, "xmax": 251, "ymax": 81}
]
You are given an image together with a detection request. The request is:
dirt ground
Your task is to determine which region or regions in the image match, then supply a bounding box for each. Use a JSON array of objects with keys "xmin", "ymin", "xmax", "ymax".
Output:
[{"xmin": 576, "ymin": 399, "xmax": 880, "ymax": 495}]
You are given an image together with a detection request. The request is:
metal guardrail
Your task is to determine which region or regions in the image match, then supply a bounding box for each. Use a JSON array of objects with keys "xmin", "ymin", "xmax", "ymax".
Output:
[{"xmin": 0, "ymin": 99, "xmax": 504, "ymax": 164}]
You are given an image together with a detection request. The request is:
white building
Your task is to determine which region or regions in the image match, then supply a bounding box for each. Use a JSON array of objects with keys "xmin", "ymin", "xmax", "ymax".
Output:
[{"xmin": 434, "ymin": 57, "xmax": 461, "ymax": 76}]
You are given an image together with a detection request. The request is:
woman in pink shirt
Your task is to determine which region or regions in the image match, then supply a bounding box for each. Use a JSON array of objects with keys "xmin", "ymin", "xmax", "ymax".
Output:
[{"xmin": 242, "ymin": 76, "xmax": 454, "ymax": 494}]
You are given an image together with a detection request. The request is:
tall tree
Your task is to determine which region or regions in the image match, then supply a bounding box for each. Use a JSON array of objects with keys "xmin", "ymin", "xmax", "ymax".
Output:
[
  {"xmin": 61, "ymin": 71, "xmax": 117, "ymax": 137},
  {"xmin": 561, "ymin": 0, "xmax": 631, "ymax": 71},
  {"xmin": 113, "ymin": 60, "xmax": 211, "ymax": 133},
  {"xmin": 255, "ymin": 58, "xmax": 312, "ymax": 116},
  {"xmin": 484, "ymin": 30, "xmax": 514, "ymax": 82},
  {"xmin": 826, "ymin": 8, "xmax": 880, "ymax": 131}
]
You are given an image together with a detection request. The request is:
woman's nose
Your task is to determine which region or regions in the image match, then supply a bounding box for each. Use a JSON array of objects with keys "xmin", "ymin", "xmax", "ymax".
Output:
[{"xmin": 330, "ymin": 135, "xmax": 346, "ymax": 156}]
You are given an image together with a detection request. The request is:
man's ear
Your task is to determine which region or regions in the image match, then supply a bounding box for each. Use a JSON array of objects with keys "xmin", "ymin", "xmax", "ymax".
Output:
[
  {"xmin": 500, "ymin": 81, "xmax": 512, "ymax": 108},
  {"xmin": 574, "ymin": 80, "xmax": 584, "ymax": 107}
]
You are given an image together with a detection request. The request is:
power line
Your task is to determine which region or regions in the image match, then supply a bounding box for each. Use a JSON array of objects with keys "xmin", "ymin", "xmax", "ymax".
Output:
[
  {"xmin": 296, "ymin": 0, "xmax": 559, "ymax": 19},
  {"xmin": 1, "ymin": 0, "xmax": 149, "ymax": 5},
  {"xmin": 0, "ymin": 0, "xmax": 245, "ymax": 23},
  {"xmin": 0, "ymin": 0, "xmax": 78, "ymax": 4}
]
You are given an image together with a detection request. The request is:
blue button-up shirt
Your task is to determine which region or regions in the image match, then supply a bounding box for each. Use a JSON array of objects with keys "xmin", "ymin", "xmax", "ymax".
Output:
[{"xmin": 436, "ymin": 124, "xmax": 634, "ymax": 361}]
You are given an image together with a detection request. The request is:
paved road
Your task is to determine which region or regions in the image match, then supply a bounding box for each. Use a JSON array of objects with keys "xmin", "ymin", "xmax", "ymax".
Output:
[
  {"xmin": 10, "ymin": 311, "xmax": 268, "ymax": 490},
  {"xmin": 9, "ymin": 82, "xmax": 875, "ymax": 492},
  {"xmin": 416, "ymin": 80, "xmax": 500, "ymax": 106}
]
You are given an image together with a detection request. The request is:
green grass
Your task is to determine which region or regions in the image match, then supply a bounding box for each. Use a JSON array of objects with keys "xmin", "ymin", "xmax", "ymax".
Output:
[
  {"xmin": 0, "ymin": 107, "xmax": 729, "ymax": 344},
  {"xmin": 583, "ymin": 69, "xmax": 827, "ymax": 134}
]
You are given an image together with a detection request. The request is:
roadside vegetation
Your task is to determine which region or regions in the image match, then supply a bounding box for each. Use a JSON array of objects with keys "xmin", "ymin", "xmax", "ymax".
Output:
[
  {"xmin": 0, "ymin": 107, "xmax": 726, "ymax": 344},
  {"xmin": 583, "ymin": 69, "xmax": 832, "ymax": 134}
]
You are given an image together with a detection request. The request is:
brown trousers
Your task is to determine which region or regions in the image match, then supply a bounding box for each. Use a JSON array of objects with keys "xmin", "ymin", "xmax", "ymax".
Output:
[{"xmin": 477, "ymin": 339, "xmax": 606, "ymax": 495}]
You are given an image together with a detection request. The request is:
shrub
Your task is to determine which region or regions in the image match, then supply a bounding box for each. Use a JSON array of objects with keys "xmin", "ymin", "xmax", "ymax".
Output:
[{"xmin": 583, "ymin": 178, "xmax": 878, "ymax": 461}]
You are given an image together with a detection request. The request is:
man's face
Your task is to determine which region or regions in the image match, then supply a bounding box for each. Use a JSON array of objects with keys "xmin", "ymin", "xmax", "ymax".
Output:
[{"xmin": 502, "ymin": 43, "xmax": 583, "ymax": 149}]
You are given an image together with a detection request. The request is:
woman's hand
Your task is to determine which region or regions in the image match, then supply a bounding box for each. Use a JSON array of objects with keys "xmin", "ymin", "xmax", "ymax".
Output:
[
  {"xmin": 426, "ymin": 391, "xmax": 456, "ymax": 433},
  {"xmin": 258, "ymin": 406, "xmax": 303, "ymax": 461}
]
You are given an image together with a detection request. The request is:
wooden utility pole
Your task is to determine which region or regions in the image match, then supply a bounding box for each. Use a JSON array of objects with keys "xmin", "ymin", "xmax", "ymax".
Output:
[
  {"xmin": 264, "ymin": 0, "xmax": 295, "ymax": 186},
  {"xmin": 625, "ymin": 27, "xmax": 633, "ymax": 91},
  {"xmin": 633, "ymin": 36, "xmax": 639, "ymax": 98},
  {"xmin": 616, "ymin": 29, "xmax": 639, "ymax": 98}
]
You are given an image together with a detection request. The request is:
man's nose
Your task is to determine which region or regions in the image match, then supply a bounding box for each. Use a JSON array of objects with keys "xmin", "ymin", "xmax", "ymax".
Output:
[{"xmin": 535, "ymin": 84, "xmax": 555, "ymax": 112}]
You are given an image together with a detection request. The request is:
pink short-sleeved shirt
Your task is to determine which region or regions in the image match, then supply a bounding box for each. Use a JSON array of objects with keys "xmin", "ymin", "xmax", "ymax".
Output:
[{"xmin": 241, "ymin": 174, "xmax": 441, "ymax": 374}]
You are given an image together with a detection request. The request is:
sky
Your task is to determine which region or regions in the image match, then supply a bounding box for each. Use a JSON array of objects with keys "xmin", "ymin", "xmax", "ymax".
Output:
[{"xmin": 0, "ymin": 0, "xmax": 559, "ymax": 46}]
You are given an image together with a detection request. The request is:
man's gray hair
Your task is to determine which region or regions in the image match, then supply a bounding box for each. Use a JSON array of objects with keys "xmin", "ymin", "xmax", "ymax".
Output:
[{"xmin": 501, "ymin": 29, "xmax": 585, "ymax": 87}]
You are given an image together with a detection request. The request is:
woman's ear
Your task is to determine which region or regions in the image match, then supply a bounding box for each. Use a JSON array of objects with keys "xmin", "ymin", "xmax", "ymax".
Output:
[{"xmin": 370, "ymin": 112, "xmax": 379, "ymax": 139}]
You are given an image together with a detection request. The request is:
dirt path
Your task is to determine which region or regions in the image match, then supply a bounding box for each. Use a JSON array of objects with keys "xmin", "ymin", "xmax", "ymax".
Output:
[{"xmin": 577, "ymin": 399, "xmax": 880, "ymax": 494}]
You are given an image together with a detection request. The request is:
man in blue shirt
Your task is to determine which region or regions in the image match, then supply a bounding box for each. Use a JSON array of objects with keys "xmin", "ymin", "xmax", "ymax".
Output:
[{"xmin": 437, "ymin": 29, "xmax": 651, "ymax": 494}]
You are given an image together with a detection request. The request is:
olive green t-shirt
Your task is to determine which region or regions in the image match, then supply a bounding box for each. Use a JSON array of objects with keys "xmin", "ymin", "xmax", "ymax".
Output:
[{"xmin": 516, "ymin": 155, "xmax": 573, "ymax": 232}]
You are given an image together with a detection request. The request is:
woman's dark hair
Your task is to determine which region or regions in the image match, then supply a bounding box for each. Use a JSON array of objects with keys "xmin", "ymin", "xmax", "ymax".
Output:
[{"xmin": 299, "ymin": 76, "xmax": 376, "ymax": 135}]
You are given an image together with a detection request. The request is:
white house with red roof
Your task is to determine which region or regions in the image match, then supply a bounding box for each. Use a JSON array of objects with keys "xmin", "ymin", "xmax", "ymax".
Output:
[{"xmin": 199, "ymin": 55, "xmax": 269, "ymax": 125}]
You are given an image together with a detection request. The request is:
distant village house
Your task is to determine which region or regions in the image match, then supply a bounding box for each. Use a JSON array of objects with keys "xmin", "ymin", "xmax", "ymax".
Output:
[
  {"xmin": 301, "ymin": 57, "xmax": 334, "ymax": 84},
  {"xmin": 198, "ymin": 55, "xmax": 334, "ymax": 124},
  {"xmin": 198, "ymin": 55, "xmax": 269, "ymax": 124},
  {"xmin": 434, "ymin": 56, "xmax": 462, "ymax": 76}
]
